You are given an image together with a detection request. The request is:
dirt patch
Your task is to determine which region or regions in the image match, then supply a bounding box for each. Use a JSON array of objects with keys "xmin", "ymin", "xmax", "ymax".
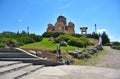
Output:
[{"xmin": 22, "ymin": 48, "xmax": 57, "ymax": 61}]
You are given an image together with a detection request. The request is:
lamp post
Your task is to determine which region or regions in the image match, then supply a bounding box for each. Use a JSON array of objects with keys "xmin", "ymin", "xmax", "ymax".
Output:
[
  {"xmin": 95, "ymin": 24, "xmax": 97, "ymax": 34},
  {"xmin": 27, "ymin": 26, "xmax": 29, "ymax": 35}
]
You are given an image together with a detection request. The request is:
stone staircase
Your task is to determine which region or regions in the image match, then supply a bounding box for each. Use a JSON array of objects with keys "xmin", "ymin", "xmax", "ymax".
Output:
[
  {"xmin": 0, "ymin": 48, "xmax": 63, "ymax": 79},
  {"xmin": 0, "ymin": 61, "xmax": 44, "ymax": 79},
  {"xmin": 0, "ymin": 48, "xmax": 63, "ymax": 66},
  {"xmin": 0, "ymin": 48, "xmax": 37, "ymax": 58}
]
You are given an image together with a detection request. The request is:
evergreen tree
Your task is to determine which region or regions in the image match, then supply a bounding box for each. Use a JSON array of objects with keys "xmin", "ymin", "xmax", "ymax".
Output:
[
  {"xmin": 91, "ymin": 32, "xmax": 99, "ymax": 39},
  {"xmin": 101, "ymin": 32, "xmax": 110, "ymax": 45}
]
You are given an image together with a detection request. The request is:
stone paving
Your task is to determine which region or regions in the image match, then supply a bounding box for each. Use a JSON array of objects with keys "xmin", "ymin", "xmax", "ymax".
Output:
[
  {"xmin": 0, "ymin": 61, "xmax": 44, "ymax": 79},
  {"xmin": 1, "ymin": 61, "xmax": 120, "ymax": 79},
  {"xmin": 21, "ymin": 65, "xmax": 120, "ymax": 79}
]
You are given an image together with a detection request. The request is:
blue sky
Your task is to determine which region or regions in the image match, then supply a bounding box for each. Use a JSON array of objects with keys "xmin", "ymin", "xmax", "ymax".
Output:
[{"xmin": 0, "ymin": 0, "xmax": 120, "ymax": 42}]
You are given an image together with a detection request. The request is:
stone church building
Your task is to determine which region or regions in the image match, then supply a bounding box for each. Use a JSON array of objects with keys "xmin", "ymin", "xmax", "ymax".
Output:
[{"xmin": 47, "ymin": 16, "xmax": 75, "ymax": 34}]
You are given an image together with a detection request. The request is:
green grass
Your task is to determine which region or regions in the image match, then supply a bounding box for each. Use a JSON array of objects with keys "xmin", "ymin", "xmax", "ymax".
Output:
[
  {"xmin": 74, "ymin": 49, "xmax": 107, "ymax": 65},
  {"xmin": 61, "ymin": 45, "xmax": 76, "ymax": 52},
  {"xmin": 21, "ymin": 38, "xmax": 106, "ymax": 66},
  {"xmin": 21, "ymin": 38, "xmax": 77, "ymax": 51},
  {"xmin": 21, "ymin": 38, "xmax": 57, "ymax": 50}
]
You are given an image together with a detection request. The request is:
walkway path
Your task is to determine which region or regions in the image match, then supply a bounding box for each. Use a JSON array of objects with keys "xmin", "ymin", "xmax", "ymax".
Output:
[
  {"xmin": 95, "ymin": 46, "xmax": 120, "ymax": 69},
  {"xmin": 21, "ymin": 65, "xmax": 120, "ymax": 79}
]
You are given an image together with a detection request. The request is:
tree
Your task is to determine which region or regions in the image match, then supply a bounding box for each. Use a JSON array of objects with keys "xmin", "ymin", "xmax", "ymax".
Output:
[
  {"xmin": 101, "ymin": 32, "xmax": 110, "ymax": 45},
  {"xmin": 112, "ymin": 41, "xmax": 120, "ymax": 45},
  {"xmin": 0, "ymin": 31, "xmax": 43, "ymax": 46},
  {"xmin": 42, "ymin": 32, "xmax": 54, "ymax": 37},
  {"xmin": 42, "ymin": 32, "xmax": 64, "ymax": 38},
  {"xmin": 91, "ymin": 32, "xmax": 99, "ymax": 39}
]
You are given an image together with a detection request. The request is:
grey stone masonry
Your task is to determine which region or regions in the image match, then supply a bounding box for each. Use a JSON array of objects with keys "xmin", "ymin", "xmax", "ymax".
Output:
[
  {"xmin": 0, "ymin": 61, "xmax": 44, "ymax": 79},
  {"xmin": 0, "ymin": 48, "xmax": 63, "ymax": 66}
]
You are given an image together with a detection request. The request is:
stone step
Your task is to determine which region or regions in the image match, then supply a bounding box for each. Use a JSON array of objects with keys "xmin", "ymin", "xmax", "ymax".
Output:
[
  {"xmin": 0, "ymin": 63, "xmax": 32, "ymax": 75},
  {"xmin": 0, "ymin": 53, "xmax": 35, "ymax": 58},
  {"xmin": 0, "ymin": 65, "xmax": 44, "ymax": 79},
  {"xmin": 0, "ymin": 48, "xmax": 21, "ymax": 52},
  {"xmin": 0, "ymin": 58, "xmax": 63, "ymax": 66},
  {"xmin": 0, "ymin": 61, "xmax": 22, "ymax": 68},
  {"xmin": 0, "ymin": 51, "xmax": 24, "ymax": 53}
]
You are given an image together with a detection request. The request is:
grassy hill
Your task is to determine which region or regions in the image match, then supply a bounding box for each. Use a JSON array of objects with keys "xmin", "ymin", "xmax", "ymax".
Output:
[
  {"xmin": 21, "ymin": 38, "xmax": 77, "ymax": 52},
  {"xmin": 20, "ymin": 37, "xmax": 106, "ymax": 66}
]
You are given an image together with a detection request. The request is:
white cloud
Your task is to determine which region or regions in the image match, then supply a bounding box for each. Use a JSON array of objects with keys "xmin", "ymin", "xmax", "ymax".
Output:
[
  {"xmin": 97, "ymin": 29, "xmax": 107, "ymax": 33},
  {"xmin": 109, "ymin": 35, "xmax": 120, "ymax": 42},
  {"xmin": 57, "ymin": 1, "xmax": 71, "ymax": 9}
]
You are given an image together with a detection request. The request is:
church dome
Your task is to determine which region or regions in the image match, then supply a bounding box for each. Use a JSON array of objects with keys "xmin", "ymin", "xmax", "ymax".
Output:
[
  {"xmin": 58, "ymin": 16, "xmax": 66, "ymax": 19},
  {"xmin": 68, "ymin": 22, "xmax": 74, "ymax": 27},
  {"xmin": 57, "ymin": 16, "xmax": 66, "ymax": 24},
  {"xmin": 48, "ymin": 23, "xmax": 53, "ymax": 28},
  {"xmin": 68, "ymin": 22, "xmax": 74, "ymax": 24}
]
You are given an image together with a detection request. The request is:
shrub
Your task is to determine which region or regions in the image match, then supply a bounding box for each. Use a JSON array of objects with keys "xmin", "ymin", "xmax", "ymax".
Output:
[
  {"xmin": 112, "ymin": 41, "xmax": 120, "ymax": 45},
  {"xmin": 72, "ymin": 34, "xmax": 82, "ymax": 37},
  {"xmin": 53, "ymin": 32, "xmax": 64, "ymax": 38},
  {"xmin": 17, "ymin": 36, "xmax": 35, "ymax": 44},
  {"xmin": 0, "ymin": 31, "xmax": 43, "ymax": 46},
  {"xmin": 34, "ymin": 35, "xmax": 43, "ymax": 42},
  {"xmin": 42, "ymin": 32, "xmax": 53, "ymax": 37},
  {"xmin": 58, "ymin": 34, "xmax": 89, "ymax": 47},
  {"xmin": 6, "ymin": 38, "xmax": 19, "ymax": 47},
  {"xmin": 101, "ymin": 32, "xmax": 110, "ymax": 45},
  {"xmin": 42, "ymin": 32, "xmax": 64, "ymax": 38},
  {"xmin": 79, "ymin": 37, "xmax": 89, "ymax": 45},
  {"xmin": 30, "ymin": 34, "xmax": 43, "ymax": 42},
  {"xmin": 0, "ymin": 37, "xmax": 19, "ymax": 47},
  {"xmin": 116, "ymin": 45, "xmax": 120, "ymax": 50},
  {"xmin": 68, "ymin": 38, "xmax": 83, "ymax": 47},
  {"xmin": 58, "ymin": 34, "xmax": 73, "ymax": 42}
]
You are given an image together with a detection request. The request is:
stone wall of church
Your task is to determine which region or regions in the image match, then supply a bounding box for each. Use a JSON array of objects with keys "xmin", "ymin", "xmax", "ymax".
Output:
[{"xmin": 47, "ymin": 16, "xmax": 75, "ymax": 34}]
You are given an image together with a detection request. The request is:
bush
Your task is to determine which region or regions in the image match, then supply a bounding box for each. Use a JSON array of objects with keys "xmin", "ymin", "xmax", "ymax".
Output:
[
  {"xmin": 6, "ymin": 38, "xmax": 19, "ymax": 47},
  {"xmin": 53, "ymin": 32, "xmax": 65, "ymax": 38},
  {"xmin": 112, "ymin": 41, "xmax": 120, "ymax": 45},
  {"xmin": 42, "ymin": 32, "xmax": 64, "ymax": 38},
  {"xmin": 17, "ymin": 36, "xmax": 35, "ymax": 45},
  {"xmin": 42, "ymin": 32, "xmax": 53, "ymax": 37},
  {"xmin": 0, "ymin": 31, "xmax": 43, "ymax": 46},
  {"xmin": 116, "ymin": 45, "xmax": 120, "ymax": 50},
  {"xmin": 79, "ymin": 37, "xmax": 89, "ymax": 45},
  {"xmin": 72, "ymin": 34, "xmax": 82, "ymax": 37},
  {"xmin": 30, "ymin": 34, "xmax": 43, "ymax": 42},
  {"xmin": 0, "ymin": 37, "xmax": 19, "ymax": 47},
  {"xmin": 68, "ymin": 38, "xmax": 83, "ymax": 47},
  {"xmin": 58, "ymin": 34, "xmax": 73, "ymax": 42},
  {"xmin": 57, "ymin": 34, "xmax": 89, "ymax": 47}
]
